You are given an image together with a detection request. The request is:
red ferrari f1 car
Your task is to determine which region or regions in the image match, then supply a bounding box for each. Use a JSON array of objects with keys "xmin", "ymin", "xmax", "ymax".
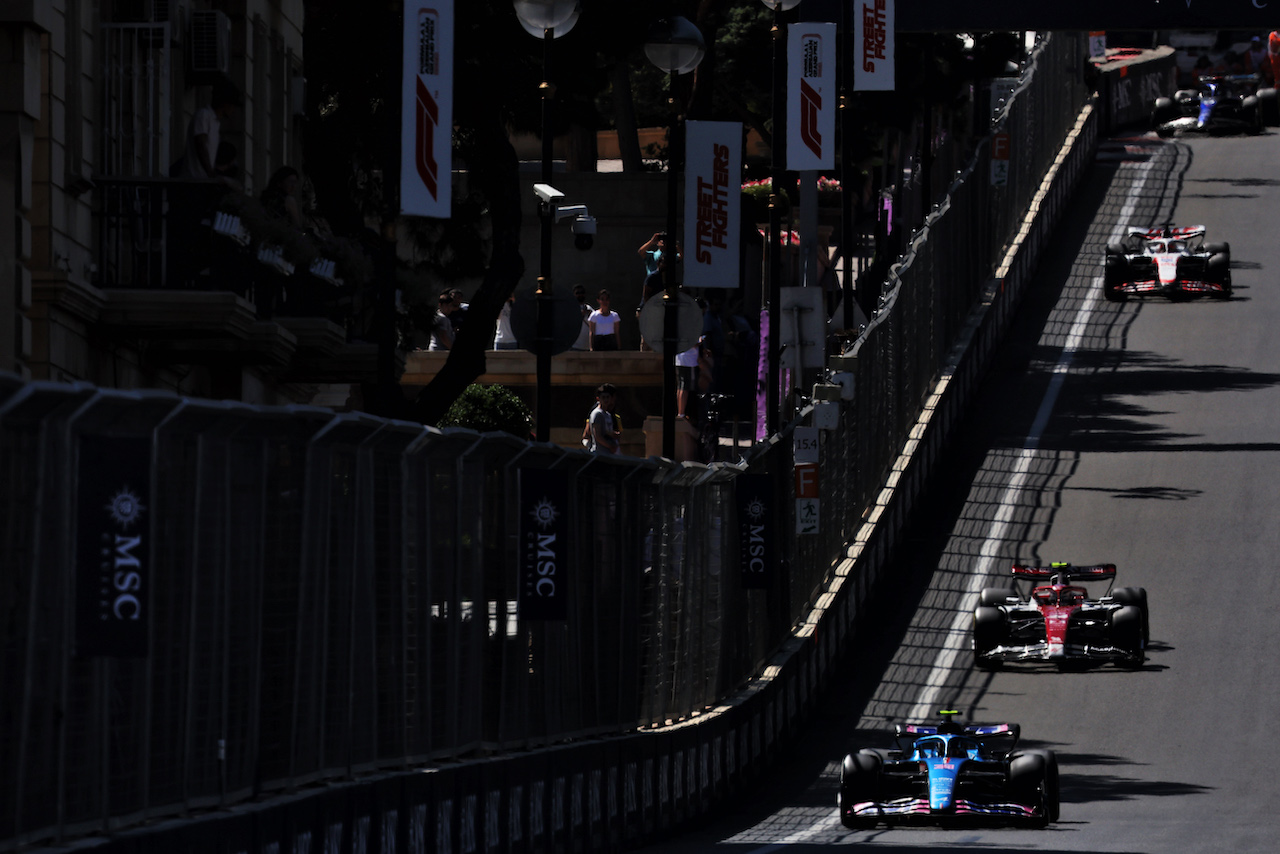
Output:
[
  {"xmin": 972, "ymin": 563, "xmax": 1149, "ymax": 670},
  {"xmin": 1102, "ymin": 225, "xmax": 1231, "ymax": 301}
]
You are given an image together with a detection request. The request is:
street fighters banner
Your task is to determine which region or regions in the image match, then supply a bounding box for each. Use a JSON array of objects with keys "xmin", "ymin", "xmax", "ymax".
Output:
[
  {"xmin": 76, "ymin": 435, "xmax": 152, "ymax": 657},
  {"xmin": 684, "ymin": 120, "xmax": 742, "ymax": 290},
  {"xmin": 736, "ymin": 473, "xmax": 775, "ymax": 589},
  {"xmin": 786, "ymin": 23, "xmax": 836, "ymax": 171},
  {"xmin": 853, "ymin": 0, "xmax": 894, "ymax": 92},
  {"xmin": 401, "ymin": 0, "xmax": 453, "ymax": 218},
  {"xmin": 518, "ymin": 468, "xmax": 570, "ymax": 620}
]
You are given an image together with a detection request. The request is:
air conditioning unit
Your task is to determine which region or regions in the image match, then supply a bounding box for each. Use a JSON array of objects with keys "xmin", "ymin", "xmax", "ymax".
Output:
[{"xmin": 189, "ymin": 9, "xmax": 230, "ymax": 76}]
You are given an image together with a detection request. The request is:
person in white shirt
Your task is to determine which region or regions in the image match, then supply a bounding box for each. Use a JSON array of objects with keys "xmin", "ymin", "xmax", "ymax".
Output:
[
  {"xmin": 493, "ymin": 296, "xmax": 519, "ymax": 350},
  {"xmin": 588, "ymin": 289, "xmax": 621, "ymax": 351}
]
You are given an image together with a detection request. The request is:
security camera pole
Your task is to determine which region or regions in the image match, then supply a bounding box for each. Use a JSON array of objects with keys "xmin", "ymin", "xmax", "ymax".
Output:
[{"xmin": 535, "ymin": 31, "xmax": 556, "ymax": 443}]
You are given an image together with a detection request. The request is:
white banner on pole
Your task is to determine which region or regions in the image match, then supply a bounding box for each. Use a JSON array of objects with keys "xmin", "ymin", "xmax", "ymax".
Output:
[
  {"xmin": 853, "ymin": 0, "xmax": 895, "ymax": 92},
  {"xmin": 787, "ymin": 22, "xmax": 836, "ymax": 171},
  {"xmin": 401, "ymin": 0, "xmax": 453, "ymax": 218},
  {"xmin": 684, "ymin": 120, "xmax": 742, "ymax": 290}
]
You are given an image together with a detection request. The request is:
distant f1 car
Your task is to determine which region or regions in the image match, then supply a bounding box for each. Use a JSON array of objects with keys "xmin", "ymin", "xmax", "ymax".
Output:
[
  {"xmin": 1102, "ymin": 225, "xmax": 1231, "ymax": 301},
  {"xmin": 839, "ymin": 711, "xmax": 1059, "ymax": 828},
  {"xmin": 1152, "ymin": 74, "xmax": 1277, "ymax": 136},
  {"xmin": 972, "ymin": 563, "xmax": 1149, "ymax": 669}
]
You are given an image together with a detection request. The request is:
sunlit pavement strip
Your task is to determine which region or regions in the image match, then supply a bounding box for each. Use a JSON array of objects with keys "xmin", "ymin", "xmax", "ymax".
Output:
[{"xmin": 905, "ymin": 157, "xmax": 1156, "ymax": 726}]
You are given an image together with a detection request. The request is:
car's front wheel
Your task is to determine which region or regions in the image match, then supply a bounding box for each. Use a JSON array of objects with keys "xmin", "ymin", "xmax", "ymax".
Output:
[{"xmin": 839, "ymin": 751, "xmax": 882, "ymax": 829}]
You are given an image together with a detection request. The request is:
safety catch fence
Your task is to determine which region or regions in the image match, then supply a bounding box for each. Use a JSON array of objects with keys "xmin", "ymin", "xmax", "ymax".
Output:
[{"xmin": 0, "ymin": 33, "xmax": 1095, "ymax": 851}]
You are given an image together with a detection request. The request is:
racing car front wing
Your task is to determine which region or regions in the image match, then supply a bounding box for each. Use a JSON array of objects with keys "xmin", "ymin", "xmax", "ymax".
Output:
[
  {"xmin": 846, "ymin": 797, "xmax": 1039, "ymax": 821},
  {"xmin": 1112, "ymin": 278, "xmax": 1229, "ymax": 298},
  {"xmin": 980, "ymin": 640, "xmax": 1140, "ymax": 663}
]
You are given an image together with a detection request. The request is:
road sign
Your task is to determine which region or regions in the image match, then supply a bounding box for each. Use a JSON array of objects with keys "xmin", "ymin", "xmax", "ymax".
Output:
[
  {"xmin": 794, "ymin": 463, "xmax": 819, "ymax": 499},
  {"xmin": 796, "ymin": 498, "xmax": 819, "ymax": 535},
  {"xmin": 794, "ymin": 427, "xmax": 819, "ymax": 463}
]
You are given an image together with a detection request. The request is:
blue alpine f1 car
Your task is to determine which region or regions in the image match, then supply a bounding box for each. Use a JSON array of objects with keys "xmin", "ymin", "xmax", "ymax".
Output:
[{"xmin": 839, "ymin": 711, "xmax": 1059, "ymax": 828}]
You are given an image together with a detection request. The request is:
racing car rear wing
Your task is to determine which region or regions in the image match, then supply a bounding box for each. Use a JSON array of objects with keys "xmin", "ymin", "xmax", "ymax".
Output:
[
  {"xmin": 1127, "ymin": 225, "xmax": 1206, "ymax": 241},
  {"xmin": 1011, "ymin": 563, "xmax": 1116, "ymax": 583}
]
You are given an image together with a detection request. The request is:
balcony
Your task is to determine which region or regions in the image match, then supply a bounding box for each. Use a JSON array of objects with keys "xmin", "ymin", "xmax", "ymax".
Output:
[{"xmin": 87, "ymin": 177, "xmax": 386, "ymax": 383}]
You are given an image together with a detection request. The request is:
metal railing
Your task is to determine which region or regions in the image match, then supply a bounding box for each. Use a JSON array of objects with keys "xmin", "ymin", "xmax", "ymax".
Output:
[{"xmin": 0, "ymin": 33, "xmax": 1092, "ymax": 850}]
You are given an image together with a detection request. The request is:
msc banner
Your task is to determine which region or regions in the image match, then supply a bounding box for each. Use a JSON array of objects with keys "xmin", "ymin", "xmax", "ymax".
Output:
[
  {"xmin": 684, "ymin": 120, "xmax": 742, "ymax": 290},
  {"xmin": 401, "ymin": 0, "xmax": 453, "ymax": 218},
  {"xmin": 854, "ymin": 0, "xmax": 894, "ymax": 92},
  {"xmin": 736, "ymin": 473, "xmax": 775, "ymax": 589},
  {"xmin": 518, "ymin": 468, "xmax": 570, "ymax": 620},
  {"xmin": 787, "ymin": 23, "xmax": 836, "ymax": 171},
  {"xmin": 76, "ymin": 435, "xmax": 152, "ymax": 658}
]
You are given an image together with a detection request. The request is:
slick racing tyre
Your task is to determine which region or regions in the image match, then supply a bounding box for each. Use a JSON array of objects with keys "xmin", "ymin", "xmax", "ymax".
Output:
[
  {"xmin": 1259, "ymin": 87, "xmax": 1280, "ymax": 126},
  {"xmin": 840, "ymin": 751, "xmax": 882, "ymax": 829},
  {"xmin": 1103, "ymin": 255, "xmax": 1128, "ymax": 302},
  {"xmin": 1206, "ymin": 251, "xmax": 1232, "ymax": 298},
  {"xmin": 1111, "ymin": 605, "xmax": 1146, "ymax": 669},
  {"xmin": 1111, "ymin": 587, "xmax": 1150, "ymax": 644},
  {"xmin": 1009, "ymin": 752, "xmax": 1052, "ymax": 828},
  {"xmin": 1151, "ymin": 97, "xmax": 1179, "ymax": 130},
  {"xmin": 1018, "ymin": 750, "xmax": 1060, "ymax": 823},
  {"xmin": 973, "ymin": 605, "xmax": 1007, "ymax": 670}
]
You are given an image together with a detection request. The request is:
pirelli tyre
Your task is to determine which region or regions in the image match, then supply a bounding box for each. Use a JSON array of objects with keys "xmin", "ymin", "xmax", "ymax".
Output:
[
  {"xmin": 1111, "ymin": 586, "xmax": 1150, "ymax": 645},
  {"xmin": 839, "ymin": 751, "xmax": 882, "ymax": 829},
  {"xmin": 1242, "ymin": 95, "xmax": 1265, "ymax": 134},
  {"xmin": 973, "ymin": 605, "xmax": 1007, "ymax": 669},
  {"xmin": 1111, "ymin": 604, "xmax": 1146, "ymax": 669},
  {"xmin": 1104, "ymin": 254, "xmax": 1128, "ymax": 302},
  {"xmin": 1016, "ymin": 749, "xmax": 1060, "ymax": 823},
  {"xmin": 1259, "ymin": 87, "xmax": 1280, "ymax": 126},
  {"xmin": 1151, "ymin": 96, "xmax": 1179, "ymax": 131},
  {"xmin": 1206, "ymin": 251, "xmax": 1232, "ymax": 298},
  {"xmin": 1009, "ymin": 752, "xmax": 1053, "ymax": 828}
]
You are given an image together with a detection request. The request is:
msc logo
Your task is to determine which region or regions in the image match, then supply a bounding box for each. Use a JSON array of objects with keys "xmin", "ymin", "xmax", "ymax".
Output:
[{"xmin": 415, "ymin": 76, "xmax": 440, "ymax": 199}]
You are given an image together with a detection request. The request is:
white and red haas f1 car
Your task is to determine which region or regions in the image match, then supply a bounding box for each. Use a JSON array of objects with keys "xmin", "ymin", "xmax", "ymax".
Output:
[
  {"xmin": 972, "ymin": 563, "xmax": 1149, "ymax": 670},
  {"xmin": 1102, "ymin": 225, "xmax": 1231, "ymax": 301}
]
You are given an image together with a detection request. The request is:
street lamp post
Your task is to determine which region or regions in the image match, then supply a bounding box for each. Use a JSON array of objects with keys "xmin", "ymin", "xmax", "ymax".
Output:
[
  {"xmin": 644, "ymin": 15, "xmax": 705, "ymax": 459},
  {"xmin": 759, "ymin": 0, "xmax": 801, "ymax": 436},
  {"xmin": 514, "ymin": 0, "xmax": 579, "ymax": 442}
]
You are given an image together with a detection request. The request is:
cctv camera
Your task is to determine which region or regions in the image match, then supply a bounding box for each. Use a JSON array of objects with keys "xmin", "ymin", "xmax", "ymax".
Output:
[
  {"xmin": 534, "ymin": 183, "xmax": 564, "ymax": 204},
  {"xmin": 572, "ymin": 214, "xmax": 596, "ymax": 251}
]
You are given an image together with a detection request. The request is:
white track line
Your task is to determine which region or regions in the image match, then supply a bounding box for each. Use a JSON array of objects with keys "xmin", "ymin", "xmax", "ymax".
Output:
[{"xmin": 904, "ymin": 158, "xmax": 1154, "ymax": 725}]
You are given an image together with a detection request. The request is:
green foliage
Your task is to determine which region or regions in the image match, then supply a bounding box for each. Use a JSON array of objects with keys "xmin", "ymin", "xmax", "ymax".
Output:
[{"xmin": 439, "ymin": 384, "xmax": 533, "ymax": 437}]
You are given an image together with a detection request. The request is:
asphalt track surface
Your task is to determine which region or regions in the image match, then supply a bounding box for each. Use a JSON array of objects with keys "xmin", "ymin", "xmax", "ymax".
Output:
[{"xmin": 638, "ymin": 130, "xmax": 1280, "ymax": 852}]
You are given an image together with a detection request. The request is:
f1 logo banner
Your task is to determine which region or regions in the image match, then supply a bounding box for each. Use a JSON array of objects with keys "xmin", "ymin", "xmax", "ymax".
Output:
[
  {"xmin": 76, "ymin": 435, "xmax": 152, "ymax": 657},
  {"xmin": 787, "ymin": 23, "xmax": 836, "ymax": 171},
  {"xmin": 736, "ymin": 473, "xmax": 774, "ymax": 589},
  {"xmin": 684, "ymin": 121, "xmax": 742, "ymax": 290},
  {"xmin": 519, "ymin": 468, "xmax": 570, "ymax": 620},
  {"xmin": 401, "ymin": 1, "xmax": 453, "ymax": 218},
  {"xmin": 854, "ymin": 0, "xmax": 894, "ymax": 92}
]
